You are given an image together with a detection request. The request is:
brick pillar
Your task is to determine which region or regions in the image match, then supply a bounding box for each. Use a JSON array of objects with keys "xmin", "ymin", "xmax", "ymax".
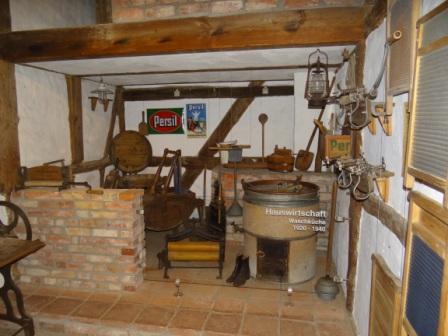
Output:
[{"xmin": 11, "ymin": 189, "xmax": 145, "ymax": 292}]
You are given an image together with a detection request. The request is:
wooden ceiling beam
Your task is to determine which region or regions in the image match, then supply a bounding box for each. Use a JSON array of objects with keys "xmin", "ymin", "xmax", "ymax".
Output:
[
  {"xmin": 0, "ymin": 8, "xmax": 364, "ymax": 63},
  {"xmin": 123, "ymin": 85, "xmax": 294, "ymax": 101}
]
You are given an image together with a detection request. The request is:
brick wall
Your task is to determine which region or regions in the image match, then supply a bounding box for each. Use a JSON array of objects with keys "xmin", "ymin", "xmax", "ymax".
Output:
[
  {"xmin": 213, "ymin": 168, "xmax": 335, "ymax": 249},
  {"xmin": 112, "ymin": 0, "xmax": 364, "ymax": 22},
  {"xmin": 11, "ymin": 189, "xmax": 145, "ymax": 292}
]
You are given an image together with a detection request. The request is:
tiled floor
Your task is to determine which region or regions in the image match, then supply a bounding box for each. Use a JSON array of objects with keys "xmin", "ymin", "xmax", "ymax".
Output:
[{"xmin": 0, "ymin": 280, "xmax": 356, "ymax": 336}]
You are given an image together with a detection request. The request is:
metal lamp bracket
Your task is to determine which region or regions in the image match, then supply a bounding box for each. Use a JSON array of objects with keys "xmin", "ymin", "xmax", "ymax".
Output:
[{"xmin": 368, "ymin": 97, "xmax": 394, "ymax": 136}]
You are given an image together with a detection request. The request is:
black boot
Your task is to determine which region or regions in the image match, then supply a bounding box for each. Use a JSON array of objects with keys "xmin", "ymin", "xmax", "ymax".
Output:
[
  {"xmin": 226, "ymin": 254, "xmax": 243, "ymax": 283},
  {"xmin": 233, "ymin": 256, "xmax": 250, "ymax": 287}
]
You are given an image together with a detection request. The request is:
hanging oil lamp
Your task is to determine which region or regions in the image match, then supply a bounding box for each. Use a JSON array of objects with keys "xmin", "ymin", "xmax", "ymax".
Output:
[
  {"xmin": 89, "ymin": 78, "xmax": 113, "ymax": 112},
  {"xmin": 304, "ymin": 49, "xmax": 330, "ymax": 109}
]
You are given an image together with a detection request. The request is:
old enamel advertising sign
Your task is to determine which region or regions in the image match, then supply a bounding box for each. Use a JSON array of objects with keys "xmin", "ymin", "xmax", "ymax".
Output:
[
  {"xmin": 186, "ymin": 103, "xmax": 206, "ymax": 138},
  {"xmin": 147, "ymin": 108, "xmax": 184, "ymax": 134}
]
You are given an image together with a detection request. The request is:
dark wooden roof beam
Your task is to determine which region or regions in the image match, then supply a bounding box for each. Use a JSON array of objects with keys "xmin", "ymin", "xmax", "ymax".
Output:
[
  {"xmin": 0, "ymin": 8, "xmax": 364, "ymax": 63},
  {"xmin": 123, "ymin": 85, "xmax": 294, "ymax": 101}
]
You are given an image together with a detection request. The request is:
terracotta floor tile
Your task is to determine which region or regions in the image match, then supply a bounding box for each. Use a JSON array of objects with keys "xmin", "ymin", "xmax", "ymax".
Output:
[
  {"xmin": 35, "ymin": 287, "xmax": 62, "ymax": 297},
  {"xmin": 181, "ymin": 295, "xmax": 214, "ymax": 309},
  {"xmin": 148, "ymin": 292, "xmax": 181, "ymax": 307},
  {"xmin": 39, "ymin": 297, "xmax": 83, "ymax": 316},
  {"xmin": 182, "ymin": 283, "xmax": 218, "ymax": 297},
  {"xmin": 204, "ymin": 312, "xmax": 242, "ymax": 334},
  {"xmin": 281, "ymin": 303, "xmax": 314, "ymax": 321},
  {"xmin": 134, "ymin": 305, "xmax": 175, "ymax": 327},
  {"xmin": 71, "ymin": 300, "xmax": 112, "ymax": 320},
  {"xmin": 246, "ymin": 298, "xmax": 280, "ymax": 316},
  {"xmin": 241, "ymin": 314, "xmax": 279, "ymax": 336},
  {"xmin": 88, "ymin": 291, "xmax": 121, "ymax": 303},
  {"xmin": 167, "ymin": 327, "xmax": 201, "ymax": 335},
  {"xmin": 280, "ymin": 319, "xmax": 317, "ymax": 336},
  {"xmin": 313, "ymin": 302, "xmax": 349, "ymax": 321},
  {"xmin": 213, "ymin": 297, "xmax": 245, "ymax": 313},
  {"xmin": 202, "ymin": 332, "xmax": 237, "ymax": 336},
  {"xmin": 317, "ymin": 321, "xmax": 355, "ymax": 336},
  {"xmin": 16, "ymin": 283, "xmax": 39, "ymax": 296},
  {"xmin": 119, "ymin": 291, "xmax": 152, "ymax": 304},
  {"xmin": 215, "ymin": 286, "xmax": 250, "ymax": 299},
  {"xmin": 247, "ymin": 288, "xmax": 281, "ymax": 301},
  {"xmin": 24, "ymin": 294, "xmax": 55, "ymax": 313},
  {"xmin": 102, "ymin": 302, "xmax": 143, "ymax": 324},
  {"xmin": 58, "ymin": 289, "xmax": 92, "ymax": 300},
  {"xmin": 169, "ymin": 309, "xmax": 209, "ymax": 330}
]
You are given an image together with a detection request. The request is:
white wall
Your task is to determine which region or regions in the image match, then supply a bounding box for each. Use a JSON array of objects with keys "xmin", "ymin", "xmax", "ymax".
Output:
[
  {"xmin": 332, "ymin": 0, "xmax": 446, "ymax": 334},
  {"xmin": 124, "ymin": 81, "xmax": 295, "ymax": 201},
  {"xmin": 10, "ymin": 1, "xmax": 111, "ymax": 188}
]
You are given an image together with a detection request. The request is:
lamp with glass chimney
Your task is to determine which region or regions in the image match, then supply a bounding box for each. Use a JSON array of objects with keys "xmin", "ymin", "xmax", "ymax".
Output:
[{"xmin": 304, "ymin": 49, "xmax": 330, "ymax": 109}]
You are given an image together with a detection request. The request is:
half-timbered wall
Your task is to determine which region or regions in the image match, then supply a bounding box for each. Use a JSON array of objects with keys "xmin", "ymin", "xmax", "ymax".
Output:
[
  {"xmin": 9, "ymin": 0, "xmax": 112, "ymax": 188},
  {"xmin": 332, "ymin": 1, "xmax": 446, "ymax": 335}
]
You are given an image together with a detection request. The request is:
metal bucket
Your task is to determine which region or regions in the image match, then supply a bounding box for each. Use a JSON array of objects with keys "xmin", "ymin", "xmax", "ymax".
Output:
[{"xmin": 242, "ymin": 178, "xmax": 320, "ymax": 283}]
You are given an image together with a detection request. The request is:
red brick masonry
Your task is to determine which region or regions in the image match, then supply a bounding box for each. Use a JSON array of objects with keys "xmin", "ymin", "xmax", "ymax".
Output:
[{"xmin": 11, "ymin": 189, "xmax": 145, "ymax": 292}]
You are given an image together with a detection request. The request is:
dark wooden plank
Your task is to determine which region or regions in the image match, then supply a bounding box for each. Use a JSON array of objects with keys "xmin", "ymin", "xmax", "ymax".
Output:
[
  {"xmin": 0, "ymin": 238, "xmax": 45, "ymax": 268},
  {"xmin": 103, "ymin": 86, "xmax": 121, "ymax": 157},
  {"xmin": 364, "ymin": 0, "xmax": 387, "ymax": 37},
  {"xmin": 116, "ymin": 86, "xmax": 126, "ymax": 132},
  {"xmin": 0, "ymin": 0, "xmax": 20, "ymax": 195},
  {"xmin": 71, "ymin": 156, "xmax": 111, "ymax": 174},
  {"xmin": 346, "ymin": 39, "xmax": 365, "ymax": 312},
  {"xmin": 123, "ymin": 85, "xmax": 294, "ymax": 101},
  {"xmin": 96, "ymin": 0, "xmax": 112, "ymax": 24},
  {"xmin": 0, "ymin": 8, "xmax": 365, "ymax": 63},
  {"xmin": 181, "ymin": 81, "xmax": 263, "ymax": 189},
  {"xmin": 66, "ymin": 75, "xmax": 84, "ymax": 164},
  {"xmin": 79, "ymin": 63, "xmax": 342, "ymax": 78}
]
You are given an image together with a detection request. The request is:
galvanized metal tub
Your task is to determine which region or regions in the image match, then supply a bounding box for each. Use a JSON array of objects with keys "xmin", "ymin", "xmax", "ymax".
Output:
[{"xmin": 242, "ymin": 178, "xmax": 320, "ymax": 283}]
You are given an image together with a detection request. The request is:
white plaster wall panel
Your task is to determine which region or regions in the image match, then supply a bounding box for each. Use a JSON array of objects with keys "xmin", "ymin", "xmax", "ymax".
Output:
[
  {"xmin": 353, "ymin": 211, "xmax": 376, "ymax": 336},
  {"xmin": 422, "ymin": 0, "xmax": 445, "ymax": 15},
  {"xmin": 10, "ymin": 0, "xmax": 96, "ymax": 31},
  {"xmin": 16, "ymin": 65, "xmax": 71, "ymax": 167}
]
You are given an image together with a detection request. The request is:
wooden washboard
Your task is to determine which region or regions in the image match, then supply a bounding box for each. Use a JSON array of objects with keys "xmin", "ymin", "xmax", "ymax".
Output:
[{"xmin": 369, "ymin": 254, "xmax": 402, "ymax": 336}]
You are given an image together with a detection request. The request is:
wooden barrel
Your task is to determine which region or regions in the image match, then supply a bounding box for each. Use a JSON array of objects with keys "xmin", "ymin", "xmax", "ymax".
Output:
[
  {"xmin": 110, "ymin": 131, "xmax": 152, "ymax": 173},
  {"xmin": 242, "ymin": 179, "xmax": 320, "ymax": 283}
]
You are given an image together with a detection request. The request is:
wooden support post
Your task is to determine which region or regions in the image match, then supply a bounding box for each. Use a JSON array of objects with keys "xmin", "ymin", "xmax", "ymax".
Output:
[
  {"xmin": 346, "ymin": 39, "xmax": 365, "ymax": 312},
  {"xmin": 96, "ymin": 0, "xmax": 112, "ymax": 24},
  {"xmin": 181, "ymin": 81, "xmax": 263, "ymax": 189},
  {"xmin": 66, "ymin": 75, "xmax": 84, "ymax": 164},
  {"xmin": 0, "ymin": 0, "xmax": 20, "ymax": 195},
  {"xmin": 116, "ymin": 86, "xmax": 125, "ymax": 132}
]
